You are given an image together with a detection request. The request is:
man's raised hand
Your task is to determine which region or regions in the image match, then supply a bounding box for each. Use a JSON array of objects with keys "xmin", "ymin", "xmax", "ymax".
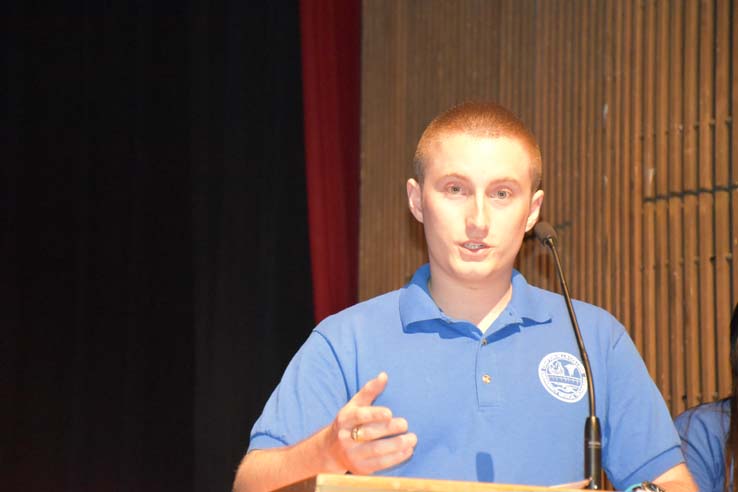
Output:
[{"xmin": 324, "ymin": 372, "xmax": 417, "ymax": 475}]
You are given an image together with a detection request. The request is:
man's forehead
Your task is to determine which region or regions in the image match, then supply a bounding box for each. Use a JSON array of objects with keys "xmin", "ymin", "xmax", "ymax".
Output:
[
  {"xmin": 433, "ymin": 129, "xmax": 522, "ymax": 145},
  {"xmin": 427, "ymin": 132, "xmax": 530, "ymax": 162},
  {"xmin": 422, "ymin": 132, "xmax": 537, "ymax": 188}
]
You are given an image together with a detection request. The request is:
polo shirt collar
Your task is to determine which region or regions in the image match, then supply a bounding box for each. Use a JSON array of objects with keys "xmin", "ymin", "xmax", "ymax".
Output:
[
  {"xmin": 399, "ymin": 264, "xmax": 551, "ymax": 334},
  {"xmin": 502, "ymin": 269, "xmax": 552, "ymax": 331},
  {"xmin": 399, "ymin": 264, "xmax": 444, "ymax": 328}
]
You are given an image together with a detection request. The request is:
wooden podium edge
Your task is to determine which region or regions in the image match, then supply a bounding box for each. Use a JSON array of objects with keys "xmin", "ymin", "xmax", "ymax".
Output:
[{"xmin": 275, "ymin": 473, "xmax": 589, "ymax": 492}]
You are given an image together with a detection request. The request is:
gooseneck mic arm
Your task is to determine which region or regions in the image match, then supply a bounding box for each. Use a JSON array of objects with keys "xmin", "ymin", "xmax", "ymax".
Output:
[{"xmin": 533, "ymin": 222, "xmax": 602, "ymax": 490}]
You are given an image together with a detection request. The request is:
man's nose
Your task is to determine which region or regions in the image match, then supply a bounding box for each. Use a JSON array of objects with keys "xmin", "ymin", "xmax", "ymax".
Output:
[{"xmin": 465, "ymin": 194, "xmax": 489, "ymax": 236}]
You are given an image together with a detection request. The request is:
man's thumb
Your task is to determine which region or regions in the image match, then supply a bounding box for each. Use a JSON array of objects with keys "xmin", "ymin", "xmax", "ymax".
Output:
[{"xmin": 350, "ymin": 372, "xmax": 388, "ymax": 406}]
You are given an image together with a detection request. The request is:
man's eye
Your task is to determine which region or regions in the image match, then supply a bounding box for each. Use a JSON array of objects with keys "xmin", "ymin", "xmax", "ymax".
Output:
[
  {"xmin": 493, "ymin": 190, "xmax": 511, "ymax": 199},
  {"xmin": 447, "ymin": 185, "xmax": 463, "ymax": 194}
]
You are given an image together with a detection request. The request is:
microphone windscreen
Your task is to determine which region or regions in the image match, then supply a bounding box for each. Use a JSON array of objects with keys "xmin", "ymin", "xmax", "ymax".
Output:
[{"xmin": 533, "ymin": 221, "xmax": 558, "ymax": 245}]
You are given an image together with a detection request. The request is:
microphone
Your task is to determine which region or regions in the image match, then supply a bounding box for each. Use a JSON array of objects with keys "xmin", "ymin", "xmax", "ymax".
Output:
[{"xmin": 534, "ymin": 221, "xmax": 602, "ymax": 490}]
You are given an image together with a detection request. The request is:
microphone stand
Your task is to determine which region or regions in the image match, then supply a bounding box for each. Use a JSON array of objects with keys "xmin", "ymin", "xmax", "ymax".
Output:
[{"xmin": 534, "ymin": 222, "xmax": 602, "ymax": 490}]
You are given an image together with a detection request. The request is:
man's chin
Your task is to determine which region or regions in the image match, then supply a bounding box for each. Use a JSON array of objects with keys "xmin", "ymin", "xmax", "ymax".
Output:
[
  {"xmin": 429, "ymin": 258, "xmax": 511, "ymax": 286},
  {"xmin": 451, "ymin": 264, "xmax": 507, "ymax": 285}
]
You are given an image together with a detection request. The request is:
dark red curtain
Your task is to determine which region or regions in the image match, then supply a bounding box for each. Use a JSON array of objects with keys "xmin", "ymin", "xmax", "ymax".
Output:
[{"xmin": 300, "ymin": 0, "xmax": 361, "ymax": 322}]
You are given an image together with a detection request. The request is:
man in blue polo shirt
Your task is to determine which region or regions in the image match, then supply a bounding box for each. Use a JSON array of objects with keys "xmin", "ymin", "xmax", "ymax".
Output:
[{"xmin": 233, "ymin": 102, "xmax": 696, "ymax": 492}]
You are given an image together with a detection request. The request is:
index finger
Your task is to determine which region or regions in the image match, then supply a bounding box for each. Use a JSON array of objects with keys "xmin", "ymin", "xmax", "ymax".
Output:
[{"xmin": 349, "ymin": 372, "xmax": 388, "ymax": 407}]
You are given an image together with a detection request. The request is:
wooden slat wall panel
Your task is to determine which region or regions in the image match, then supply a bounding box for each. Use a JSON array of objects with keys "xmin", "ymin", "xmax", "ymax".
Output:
[{"xmin": 360, "ymin": 0, "xmax": 737, "ymax": 413}]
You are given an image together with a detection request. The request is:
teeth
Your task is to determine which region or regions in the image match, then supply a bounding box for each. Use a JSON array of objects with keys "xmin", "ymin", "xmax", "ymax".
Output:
[{"xmin": 465, "ymin": 243, "xmax": 485, "ymax": 250}]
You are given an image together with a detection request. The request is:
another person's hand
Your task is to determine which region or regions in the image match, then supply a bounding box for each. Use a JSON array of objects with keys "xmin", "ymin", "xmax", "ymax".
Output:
[{"xmin": 324, "ymin": 372, "xmax": 417, "ymax": 475}]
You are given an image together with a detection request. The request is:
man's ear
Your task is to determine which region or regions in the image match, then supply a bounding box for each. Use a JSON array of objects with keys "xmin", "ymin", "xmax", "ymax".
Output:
[
  {"xmin": 407, "ymin": 178, "xmax": 424, "ymax": 223},
  {"xmin": 525, "ymin": 189, "xmax": 544, "ymax": 232}
]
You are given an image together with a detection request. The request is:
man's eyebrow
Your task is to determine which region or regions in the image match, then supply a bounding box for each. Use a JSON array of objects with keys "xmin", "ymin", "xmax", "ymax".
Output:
[
  {"xmin": 487, "ymin": 177, "xmax": 522, "ymax": 185},
  {"xmin": 437, "ymin": 173, "xmax": 469, "ymax": 180}
]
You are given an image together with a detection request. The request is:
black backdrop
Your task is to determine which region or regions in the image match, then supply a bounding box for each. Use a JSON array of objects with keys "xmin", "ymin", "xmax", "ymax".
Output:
[{"xmin": 5, "ymin": 3, "xmax": 314, "ymax": 491}]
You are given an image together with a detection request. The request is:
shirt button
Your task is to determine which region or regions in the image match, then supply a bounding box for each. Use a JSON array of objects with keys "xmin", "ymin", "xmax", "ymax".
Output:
[
  {"xmin": 481, "ymin": 338, "xmax": 487, "ymax": 346},
  {"xmin": 482, "ymin": 374, "xmax": 492, "ymax": 384}
]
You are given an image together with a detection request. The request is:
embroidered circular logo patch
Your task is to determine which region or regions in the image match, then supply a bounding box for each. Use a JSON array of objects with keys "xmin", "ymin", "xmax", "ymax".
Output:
[{"xmin": 538, "ymin": 352, "xmax": 588, "ymax": 403}]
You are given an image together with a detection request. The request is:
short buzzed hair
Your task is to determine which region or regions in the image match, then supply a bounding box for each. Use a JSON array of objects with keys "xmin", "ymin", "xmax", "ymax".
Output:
[{"xmin": 413, "ymin": 101, "xmax": 542, "ymax": 191}]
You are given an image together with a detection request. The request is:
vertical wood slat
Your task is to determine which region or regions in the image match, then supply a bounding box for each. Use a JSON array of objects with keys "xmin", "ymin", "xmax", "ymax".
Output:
[
  {"xmin": 528, "ymin": 0, "xmax": 539, "ymax": 289},
  {"xmin": 682, "ymin": 0, "xmax": 701, "ymax": 407},
  {"xmin": 733, "ymin": 0, "xmax": 738, "ymax": 341},
  {"xmin": 714, "ymin": 0, "xmax": 732, "ymax": 398},
  {"xmin": 642, "ymin": 0, "xmax": 657, "ymax": 379},
  {"xmin": 587, "ymin": 0, "xmax": 604, "ymax": 306},
  {"xmin": 631, "ymin": 0, "xmax": 645, "ymax": 354},
  {"xmin": 556, "ymin": 0, "xmax": 566, "ymax": 298},
  {"xmin": 586, "ymin": 1, "xmax": 596, "ymax": 308},
  {"xmin": 667, "ymin": 0, "xmax": 686, "ymax": 415},
  {"xmin": 525, "ymin": 0, "xmax": 543, "ymax": 288},
  {"xmin": 545, "ymin": 0, "xmax": 557, "ymax": 293},
  {"xmin": 563, "ymin": 0, "xmax": 576, "ymax": 298},
  {"xmin": 576, "ymin": 1, "xmax": 589, "ymax": 305},
  {"xmin": 360, "ymin": 0, "xmax": 737, "ymax": 414},
  {"xmin": 602, "ymin": 0, "xmax": 614, "ymax": 315},
  {"xmin": 611, "ymin": 0, "xmax": 623, "ymax": 324},
  {"xmin": 620, "ymin": 0, "xmax": 633, "ymax": 334},
  {"xmin": 654, "ymin": 0, "xmax": 671, "ymax": 406},
  {"xmin": 555, "ymin": 0, "xmax": 565, "ymax": 289},
  {"xmin": 498, "ymin": 0, "xmax": 511, "ymax": 107},
  {"xmin": 539, "ymin": 0, "xmax": 553, "ymax": 287},
  {"xmin": 531, "ymin": 0, "xmax": 543, "ymax": 291},
  {"xmin": 698, "ymin": 0, "xmax": 717, "ymax": 403}
]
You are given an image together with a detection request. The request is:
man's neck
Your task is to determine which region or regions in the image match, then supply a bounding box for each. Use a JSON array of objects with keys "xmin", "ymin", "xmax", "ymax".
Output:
[{"xmin": 428, "ymin": 268, "xmax": 513, "ymax": 332}]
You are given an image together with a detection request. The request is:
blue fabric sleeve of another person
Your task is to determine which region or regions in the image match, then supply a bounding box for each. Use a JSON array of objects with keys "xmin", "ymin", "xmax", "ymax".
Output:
[{"xmin": 674, "ymin": 399, "xmax": 731, "ymax": 492}]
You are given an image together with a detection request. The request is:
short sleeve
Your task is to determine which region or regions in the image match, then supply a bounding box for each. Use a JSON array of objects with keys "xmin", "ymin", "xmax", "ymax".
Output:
[
  {"xmin": 674, "ymin": 405, "xmax": 727, "ymax": 492},
  {"xmin": 248, "ymin": 330, "xmax": 351, "ymax": 451},
  {"xmin": 602, "ymin": 328, "xmax": 684, "ymax": 489}
]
